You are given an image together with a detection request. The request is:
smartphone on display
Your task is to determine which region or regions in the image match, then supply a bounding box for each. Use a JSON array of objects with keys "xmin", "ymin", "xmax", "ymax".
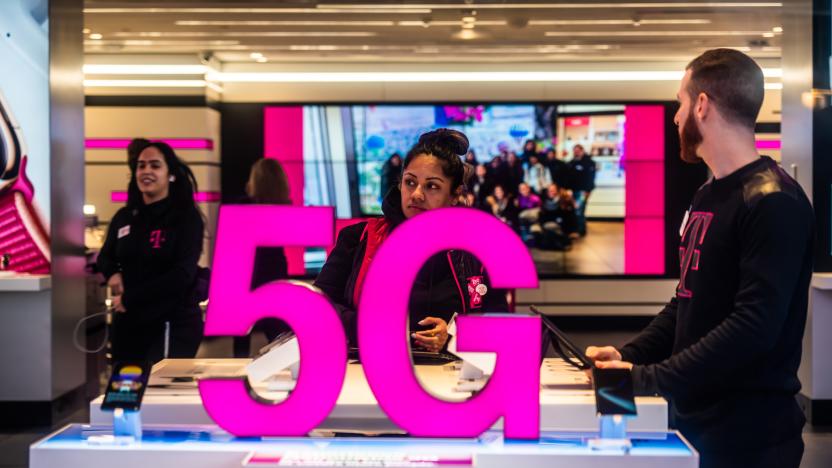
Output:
[
  {"xmin": 101, "ymin": 362, "xmax": 151, "ymax": 411},
  {"xmin": 592, "ymin": 368, "xmax": 638, "ymax": 416}
]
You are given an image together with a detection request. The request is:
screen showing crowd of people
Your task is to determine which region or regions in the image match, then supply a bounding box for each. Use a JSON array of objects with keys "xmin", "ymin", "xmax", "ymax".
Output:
[{"xmin": 381, "ymin": 140, "xmax": 597, "ymax": 253}]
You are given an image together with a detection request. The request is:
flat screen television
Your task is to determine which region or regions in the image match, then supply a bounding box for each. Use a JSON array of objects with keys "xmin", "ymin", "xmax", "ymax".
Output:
[{"xmin": 237, "ymin": 101, "xmax": 705, "ymax": 278}]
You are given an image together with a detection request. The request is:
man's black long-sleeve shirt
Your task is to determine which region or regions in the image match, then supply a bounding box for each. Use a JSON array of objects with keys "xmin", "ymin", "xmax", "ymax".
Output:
[{"xmin": 620, "ymin": 156, "xmax": 814, "ymax": 452}]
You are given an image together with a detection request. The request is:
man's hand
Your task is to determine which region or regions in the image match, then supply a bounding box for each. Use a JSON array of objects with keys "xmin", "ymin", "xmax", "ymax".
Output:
[
  {"xmin": 111, "ymin": 294, "xmax": 127, "ymax": 313},
  {"xmin": 586, "ymin": 345, "xmax": 622, "ymax": 363},
  {"xmin": 595, "ymin": 360, "xmax": 633, "ymax": 370}
]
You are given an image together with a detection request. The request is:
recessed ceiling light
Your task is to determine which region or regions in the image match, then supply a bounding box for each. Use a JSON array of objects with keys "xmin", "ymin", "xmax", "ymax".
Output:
[
  {"xmin": 250, "ymin": 52, "xmax": 264, "ymax": 59},
  {"xmin": 772, "ymin": 26, "xmax": 783, "ymax": 33},
  {"xmin": 256, "ymin": 57, "xmax": 268, "ymax": 63},
  {"xmin": 462, "ymin": 16, "xmax": 476, "ymax": 23},
  {"xmin": 175, "ymin": 20, "xmax": 396, "ymax": 26},
  {"xmin": 454, "ymin": 29, "xmax": 480, "ymax": 40},
  {"xmin": 82, "ymin": 28, "xmax": 91, "ymax": 34},
  {"xmin": 399, "ymin": 20, "xmax": 505, "ymax": 26},
  {"xmin": 462, "ymin": 23, "xmax": 475, "ymax": 29},
  {"xmin": 85, "ymin": 7, "xmax": 432, "ymax": 14},
  {"xmin": 763, "ymin": 32, "xmax": 775, "ymax": 38},
  {"xmin": 89, "ymin": 33, "xmax": 103, "ymax": 40}
]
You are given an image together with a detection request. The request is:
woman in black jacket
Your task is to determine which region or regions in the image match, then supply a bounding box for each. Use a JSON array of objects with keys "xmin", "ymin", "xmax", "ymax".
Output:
[
  {"xmin": 98, "ymin": 141, "xmax": 204, "ymax": 363},
  {"xmin": 314, "ymin": 129, "xmax": 508, "ymax": 352}
]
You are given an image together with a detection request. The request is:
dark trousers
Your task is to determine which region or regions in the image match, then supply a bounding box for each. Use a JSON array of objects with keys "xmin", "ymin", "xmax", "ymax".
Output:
[
  {"xmin": 112, "ymin": 314, "xmax": 203, "ymax": 364},
  {"xmin": 699, "ymin": 434, "xmax": 804, "ymax": 468}
]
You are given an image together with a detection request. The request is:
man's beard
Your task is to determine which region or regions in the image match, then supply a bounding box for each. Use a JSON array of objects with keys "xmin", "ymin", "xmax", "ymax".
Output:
[{"xmin": 680, "ymin": 109, "xmax": 704, "ymax": 164}]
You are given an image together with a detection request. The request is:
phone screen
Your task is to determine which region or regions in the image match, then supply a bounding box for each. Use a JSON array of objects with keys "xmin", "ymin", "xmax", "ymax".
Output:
[
  {"xmin": 592, "ymin": 368, "xmax": 638, "ymax": 416},
  {"xmin": 101, "ymin": 362, "xmax": 151, "ymax": 411}
]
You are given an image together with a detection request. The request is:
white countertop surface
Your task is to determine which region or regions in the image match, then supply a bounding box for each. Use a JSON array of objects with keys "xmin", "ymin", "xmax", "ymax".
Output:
[{"xmin": 0, "ymin": 273, "xmax": 52, "ymax": 291}]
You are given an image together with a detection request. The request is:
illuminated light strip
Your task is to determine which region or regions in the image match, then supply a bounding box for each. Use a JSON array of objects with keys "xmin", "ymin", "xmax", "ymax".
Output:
[
  {"xmin": 83, "ymin": 79, "xmax": 208, "ymax": 88},
  {"xmin": 84, "ymin": 7, "xmax": 432, "ymax": 14},
  {"xmin": 86, "ymin": 138, "xmax": 214, "ymax": 150},
  {"xmin": 111, "ymin": 31, "xmax": 379, "ymax": 38},
  {"xmin": 545, "ymin": 30, "xmax": 778, "ymax": 37},
  {"xmin": 111, "ymin": 191, "xmax": 221, "ymax": 203},
  {"xmin": 83, "ymin": 64, "xmax": 208, "ymax": 75},
  {"xmin": 318, "ymin": 2, "xmax": 782, "ymax": 9},
  {"xmin": 756, "ymin": 139, "xmax": 781, "ymax": 150},
  {"xmin": 208, "ymin": 70, "xmax": 783, "ymax": 83},
  {"xmin": 175, "ymin": 20, "xmax": 397, "ymax": 26},
  {"xmin": 529, "ymin": 19, "xmax": 711, "ymax": 25},
  {"xmin": 764, "ymin": 82, "xmax": 783, "ymax": 89}
]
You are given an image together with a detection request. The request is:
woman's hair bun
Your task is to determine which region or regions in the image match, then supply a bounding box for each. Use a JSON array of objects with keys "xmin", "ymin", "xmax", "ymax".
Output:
[{"xmin": 418, "ymin": 128, "xmax": 469, "ymax": 156}]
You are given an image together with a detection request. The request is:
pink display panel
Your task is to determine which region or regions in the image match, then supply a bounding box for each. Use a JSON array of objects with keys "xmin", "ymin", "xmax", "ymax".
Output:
[
  {"xmin": 110, "ymin": 191, "xmax": 221, "ymax": 203},
  {"xmin": 358, "ymin": 207, "xmax": 542, "ymax": 439},
  {"xmin": 624, "ymin": 105, "xmax": 665, "ymax": 274},
  {"xmin": 264, "ymin": 107, "xmax": 306, "ymax": 275},
  {"xmin": 198, "ymin": 205, "xmax": 347, "ymax": 436},
  {"xmin": 85, "ymin": 138, "xmax": 214, "ymax": 150}
]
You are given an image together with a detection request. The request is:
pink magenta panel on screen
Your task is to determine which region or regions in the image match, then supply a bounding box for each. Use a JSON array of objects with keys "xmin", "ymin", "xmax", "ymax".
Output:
[
  {"xmin": 110, "ymin": 191, "xmax": 221, "ymax": 203},
  {"xmin": 85, "ymin": 138, "xmax": 214, "ymax": 150},
  {"xmin": 199, "ymin": 205, "xmax": 346, "ymax": 436},
  {"xmin": 624, "ymin": 105, "xmax": 665, "ymax": 274},
  {"xmin": 358, "ymin": 208, "xmax": 541, "ymax": 439},
  {"xmin": 756, "ymin": 139, "xmax": 781, "ymax": 150},
  {"xmin": 264, "ymin": 107, "xmax": 306, "ymax": 275},
  {"xmin": 327, "ymin": 218, "xmax": 370, "ymax": 255}
]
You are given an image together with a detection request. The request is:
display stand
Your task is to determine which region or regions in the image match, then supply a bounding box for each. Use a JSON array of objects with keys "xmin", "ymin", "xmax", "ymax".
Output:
[
  {"xmin": 588, "ymin": 415, "xmax": 632, "ymax": 453},
  {"xmin": 246, "ymin": 335, "xmax": 300, "ymax": 392}
]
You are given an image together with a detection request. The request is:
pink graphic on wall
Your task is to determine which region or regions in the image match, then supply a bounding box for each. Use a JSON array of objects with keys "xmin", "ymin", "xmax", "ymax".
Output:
[
  {"xmin": 199, "ymin": 205, "xmax": 346, "ymax": 436},
  {"xmin": 624, "ymin": 105, "xmax": 665, "ymax": 274},
  {"xmin": 0, "ymin": 90, "xmax": 50, "ymax": 274},
  {"xmin": 264, "ymin": 106, "xmax": 306, "ymax": 275},
  {"xmin": 358, "ymin": 207, "xmax": 541, "ymax": 439}
]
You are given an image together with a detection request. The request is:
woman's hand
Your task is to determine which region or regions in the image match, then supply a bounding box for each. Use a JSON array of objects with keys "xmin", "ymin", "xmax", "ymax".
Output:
[
  {"xmin": 111, "ymin": 294, "xmax": 127, "ymax": 313},
  {"xmin": 412, "ymin": 317, "xmax": 449, "ymax": 353},
  {"xmin": 107, "ymin": 272, "xmax": 124, "ymax": 296}
]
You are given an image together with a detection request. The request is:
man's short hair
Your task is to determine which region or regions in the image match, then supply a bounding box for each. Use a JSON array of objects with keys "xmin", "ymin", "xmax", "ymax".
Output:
[{"xmin": 686, "ymin": 48, "xmax": 764, "ymax": 130}]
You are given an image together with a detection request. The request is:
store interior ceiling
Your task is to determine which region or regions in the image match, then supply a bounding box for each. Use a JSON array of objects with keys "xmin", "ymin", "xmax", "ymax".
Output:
[{"xmin": 83, "ymin": 1, "xmax": 788, "ymax": 64}]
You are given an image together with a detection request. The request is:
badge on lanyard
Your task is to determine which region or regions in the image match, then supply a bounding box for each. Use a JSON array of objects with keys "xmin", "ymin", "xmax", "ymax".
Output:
[
  {"xmin": 467, "ymin": 275, "xmax": 487, "ymax": 310},
  {"xmin": 118, "ymin": 225, "xmax": 131, "ymax": 239}
]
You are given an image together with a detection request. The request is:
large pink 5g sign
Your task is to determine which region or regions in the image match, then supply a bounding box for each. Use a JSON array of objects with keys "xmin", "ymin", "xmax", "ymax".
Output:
[{"xmin": 199, "ymin": 206, "xmax": 541, "ymax": 439}]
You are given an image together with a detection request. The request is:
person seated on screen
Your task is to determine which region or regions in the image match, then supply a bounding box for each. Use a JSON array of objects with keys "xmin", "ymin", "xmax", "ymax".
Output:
[
  {"xmin": 531, "ymin": 184, "xmax": 578, "ymax": 250},
  {"xmin": 485, "ymin": 185, "xmax": 519, "ymax": 230},
  {"xmin": 314, "ymin": 129, "xmax": 509, "ymax": 352}
]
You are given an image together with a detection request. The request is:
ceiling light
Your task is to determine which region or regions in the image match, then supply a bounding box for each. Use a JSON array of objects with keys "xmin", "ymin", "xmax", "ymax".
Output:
[
  {"xmin": 89, "ymin": 33, "xmax": 103, "ymax": 40},
  {"xmin": 207, "ymin": 70, "xmax": 783, "ymax": 83},
  {"xmin": 250, "ymin": 52, "xmax": 264, "ymax": 59},
  {"xmin": 462, "ymin": 23, "xmax": 475, "ymax": 29},
  {"xmin": 399, "ymin": 20, "xmax": 505, "ymax": 26},
  {"xmin": 772, "ymin": 26, "xmax": 783, "ymax": 33},
  {"xmin": 545, "ymin": 30, "xmax": 776, "ymax": 37},
  {"xmin": 112, "ymin": 31, "xmax": 378, "ymax": 38},
  {"xmin": 455, "ymin": 29, "xmax": 479, "ymax": 40},
  {"xmin": 85, "ymin": 40, "xmax": 241, "ymax": 46},
  {"xmin": 82, "ymin": 28, "xmax": 91, "ymax": 34},
  {"xmin": 175, "ymin": 20, "xmax": 396, "ymax": 26},
  {"xmin": 764, "ymin": 82, "xmax": 783, "ymax": 90},
  {"xmin": 84, "ymin": 7, "xmax": 432, "ymax": 14},
  {"xmin": 529, "ymin": 19, "xmax": 711, "ymax": 25},
  {"xmin": 462, "ymin": 16, "xmax": 476, "ymax": 23},
  {"xmin": 255, "ymin": 57, "xmax": 268, "ymax": 63},
  {"xmin": 83, "ymin": 64, "xmax": 209, "ymax": 75},
  {"xmin": 84, "ymin": 79, "xmax": 208, "ymax": 88},
  {"xmin": 317, "ymin": 3, "xmax": 782, "ymax": 10},
  {"xmin": 763, "ymin": 32, "xmax": 775, "ymax": 37}
]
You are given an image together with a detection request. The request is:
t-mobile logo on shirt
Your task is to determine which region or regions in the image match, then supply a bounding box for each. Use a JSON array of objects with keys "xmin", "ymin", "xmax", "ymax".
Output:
[
  {"xmin": 677, "ymin": 212, "xmax": 714, "ymax": 298},
  {"xmin": 149, "ymin": 229, "xmax": 166, "ymax": 249}
]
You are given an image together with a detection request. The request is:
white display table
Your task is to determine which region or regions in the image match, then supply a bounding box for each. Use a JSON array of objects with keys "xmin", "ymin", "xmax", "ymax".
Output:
[
  {"xmin": 0, "ymin": 273, "xmax": 51, "ymax": 291},
  {"xmin": 31, "ymin": 424, "xmax": 697, "ymax": 468},
  {"xmin": 89, "ymin": 358, "xmax": 668, "ymax": 434}
]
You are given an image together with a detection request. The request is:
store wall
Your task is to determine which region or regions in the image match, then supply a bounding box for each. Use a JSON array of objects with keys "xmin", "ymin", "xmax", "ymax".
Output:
[{"xmin": 84, "ymin": 106, "xmax": 221, "ymax": 264}]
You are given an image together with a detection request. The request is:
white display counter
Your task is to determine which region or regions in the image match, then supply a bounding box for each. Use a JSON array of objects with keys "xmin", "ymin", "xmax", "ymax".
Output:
[
  {"xmin": 0, "ymin": 273, "xmax": 51, "ymax": 291},
  {"xmin": 89, "ymin": 358, "xmax": 668, "ymax": 434},
  {"xmin": 31, "ymin": 424, "xmax": 697, "ymax": 468}
]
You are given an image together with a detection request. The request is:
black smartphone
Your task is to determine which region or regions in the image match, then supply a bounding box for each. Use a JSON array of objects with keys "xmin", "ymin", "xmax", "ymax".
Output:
[
  {"xmin": 592, "ymin": 368, "xmax": 638, "ymax": 416},
  {"xmin": 101, "ymin": 362, "xmax": 152, "ymax": 411}
]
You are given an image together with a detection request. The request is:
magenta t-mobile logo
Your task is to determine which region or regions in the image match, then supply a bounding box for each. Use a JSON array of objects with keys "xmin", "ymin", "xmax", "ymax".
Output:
[
  {"xmin": 149, "ymin": 229, "xmax": 166, "ymax": 249},
  {"xmin": 677, "ymin": 211, "xmax": 714, "ymax": 298},
  {"xmin": 199, "ymin": 205, "xmax": 541, "ymax": 439}
]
